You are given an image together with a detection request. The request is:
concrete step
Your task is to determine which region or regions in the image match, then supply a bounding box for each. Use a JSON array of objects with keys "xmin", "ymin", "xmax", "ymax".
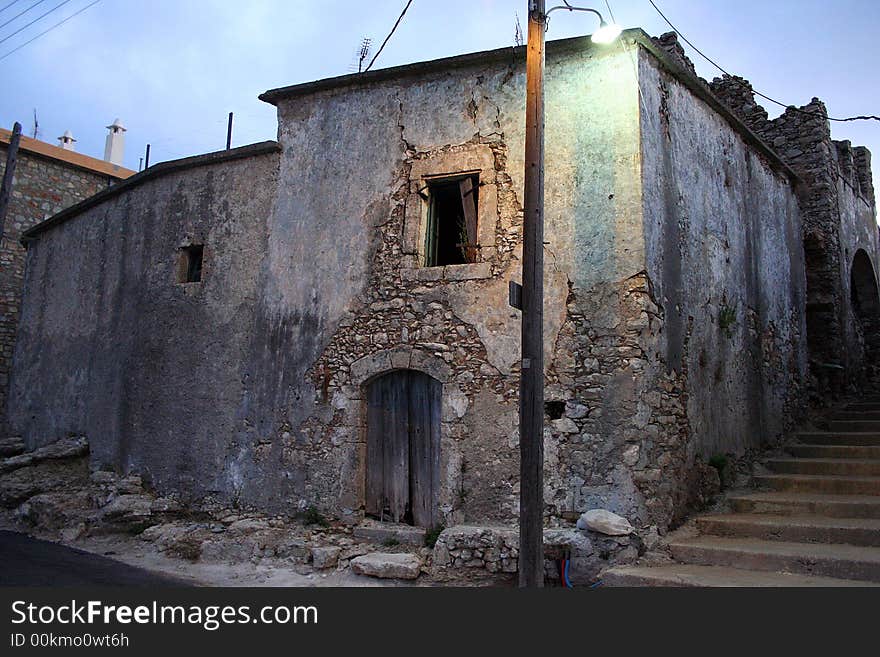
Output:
[
  {"xmin": 829, "ymin": 419, "xmax": 880, "ymax": 432},
  {"xmin": 669, "ymin": 536, "xmax": 880, "ymax": 582},
  {"xmin": 695, "ymin": 513, "xmax": 880, "ymax": 546},
  {"xmin": 796, "ymin": 432, "xmax": 880, "ymax": 446},
  {"xmin": 834, "ymin": 410, "xmax": 880, "ymax": 420},
  {"xmin": 601, "ymin": 564, "xmax": 879, "ymax": 587},
  {"xmin": 788, "ymin": 444, "xmax": 880, "ymax": 459},
  {"xmin": 754, "ymin": 473, "xmax": 880, "ymax": 496},
  {"xmin": 729, "ymin": 491, "xmax": 880, "ymax": 518},
  {"xmin": 352, "ymin": 520, "xmax": 426, "ymax": 547},
  {"xmin": 766, "ymin": 458, "xmax": 880, "ymax": 477}
]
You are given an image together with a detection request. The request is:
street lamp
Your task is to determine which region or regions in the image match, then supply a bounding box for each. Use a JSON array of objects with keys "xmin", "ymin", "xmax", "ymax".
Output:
[{"xmin": 518, "ymin": 0, "xmax": 620, "ymax": 588}]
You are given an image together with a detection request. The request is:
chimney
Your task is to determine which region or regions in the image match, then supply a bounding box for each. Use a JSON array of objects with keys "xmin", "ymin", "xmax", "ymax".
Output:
[
  {"xmin": 57, "ymin": 130, "xmax": 76, "ymax": 151},
  {"xmin": 103, "ymin": 118, "xmax": 126, "ymax": 165}
]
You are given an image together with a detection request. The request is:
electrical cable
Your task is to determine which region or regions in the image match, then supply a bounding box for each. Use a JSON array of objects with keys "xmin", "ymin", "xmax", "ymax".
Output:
[
  {"xmin": 0, "ymin": 0, "xmax": 47, "ymax": 31},
  {"xmin": 0, "ymin": 0, "xmax": 98, "ymax": 61},
  {"xmin": 363, "ymin": 0, "xmax": 413, "ymax": 72},
  {"xmin": 0, "ymin": 1, "xmax": 25, "ymax": 16},
  {"xmin": 647, "ymin": 0, "xmax": 879, "ymax": 123},
  {"xmin": 0, "ymin": 0, "xmax": 73, "ymax": 46}
]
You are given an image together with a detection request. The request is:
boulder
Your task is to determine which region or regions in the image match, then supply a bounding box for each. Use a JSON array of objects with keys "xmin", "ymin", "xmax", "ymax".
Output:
[
  {"xmin": 0, "ymin": 436, "xmax": 88, "ymax": 474},
  {"xmin": 311, "ymin": 546, "xmax": 341, "ymax": 570},
  {"xmin": 576, "ymin": 509, "xmax": 634, "ymax": 536},
  {"xmin": 0, "ymin": 436, "xmax": 25, "ymax": 458},
  {"xmin": 96, "ymin": 494, "xmax": 154, "ymax": 533},
  {"xmin": 351, "ymin": 552, "xmax": 422, "ymax": 580}
]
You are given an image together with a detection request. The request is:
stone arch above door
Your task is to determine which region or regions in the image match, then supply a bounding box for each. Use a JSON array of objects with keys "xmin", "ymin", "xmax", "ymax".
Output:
[{"xmin": 349, "ymin": 347, "xmax": 453, "ymax": 386}]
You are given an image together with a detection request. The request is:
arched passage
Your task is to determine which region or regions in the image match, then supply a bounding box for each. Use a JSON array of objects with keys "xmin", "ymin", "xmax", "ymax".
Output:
[
  {"xmin": 850, "ymin": 249, "xmax": 880, "ymax": 370},
  {"xmin": 364, "ymin": 369, "xmax": 441, "ymax": 527},
  {"xmin": 851, "ymin": 249, "xmax": 880, "ymax": 322}
]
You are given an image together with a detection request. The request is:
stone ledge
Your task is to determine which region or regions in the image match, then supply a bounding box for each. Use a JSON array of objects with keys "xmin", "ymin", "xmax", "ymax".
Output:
[{"xmin": 400, "ymin": 262, "xmax": 492, "ymax": 283}]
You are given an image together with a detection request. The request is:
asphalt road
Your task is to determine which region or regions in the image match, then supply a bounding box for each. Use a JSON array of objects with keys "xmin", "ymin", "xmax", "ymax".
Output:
[{"xmin": 0, "ymin": 531, "xmax": 192, "ymax": 586}]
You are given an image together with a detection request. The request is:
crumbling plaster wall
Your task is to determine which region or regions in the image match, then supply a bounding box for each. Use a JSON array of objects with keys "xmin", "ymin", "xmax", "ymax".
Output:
[
  {"xmin": 7, "ymin": 152, "xmax": 280, "ymax": 502},
  {"xmin": 638, "ymin": 49, "xmax": 807, "ymax": 517},
  {"xmin": 271, "ymin": 40, "xmax": 645, "ymax": 526}
]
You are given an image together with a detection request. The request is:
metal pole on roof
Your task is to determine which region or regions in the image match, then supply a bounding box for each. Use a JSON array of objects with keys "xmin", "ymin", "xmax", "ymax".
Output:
[
  {"xmin": 226, "ymin": 112, "xmax": 234, "ymax": 150},
  {"xmin": 144, "ymin": 144, "xmax": 151, "ymax": 169},
  {"xmin": 0, "ymin": 122, "xmax": 23, "ymax": 244}
]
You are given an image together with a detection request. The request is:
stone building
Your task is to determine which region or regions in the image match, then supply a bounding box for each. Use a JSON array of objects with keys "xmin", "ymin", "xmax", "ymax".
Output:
[
  {"xmin": 0, "ymin": 128, "xmax": 134, "ymax": 426},
  {"xmin": 5, "ymin": 30, "xmax": 878, "ymax": 535}
]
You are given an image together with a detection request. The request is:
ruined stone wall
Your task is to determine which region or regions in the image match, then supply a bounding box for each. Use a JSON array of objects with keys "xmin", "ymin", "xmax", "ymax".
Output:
[
  {"xmin": 709, "ymin": 75, "xmax": 879, "ymax": 390},
  {"xmin": 0, "ymin": 146, "xmax": 114, "ymax": 426},
  {"xmin": 639, "ymin": 49, "xmax": 808, "ymax": 522},
  {"xmin": 271, "ymin": 41, "xmax": 646, "ymax": 526}
]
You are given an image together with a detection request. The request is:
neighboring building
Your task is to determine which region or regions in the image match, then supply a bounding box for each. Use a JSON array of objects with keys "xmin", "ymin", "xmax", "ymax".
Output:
[
  {"xmin": 0, "ymin": 127, "xmax": 135, "ymax": 424},
  {"xmin": 5, "ymin": 30, "xmax": 878, "ymax": 536}
]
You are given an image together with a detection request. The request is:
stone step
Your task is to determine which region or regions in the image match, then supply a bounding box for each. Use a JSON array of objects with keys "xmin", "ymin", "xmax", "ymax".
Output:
[
  {"xmin": 695, "ymin": 513, "xmax": 880, "ymax": 546},
  {"xmin": 829, "ymin": 419, "xmax": 880, "ymax": 432},
  {"xmin": 788, "ymin": 444, "xmax": 880, "ymax": 459},
  {"xmin": 669, "ymin": 536, "xmax": 880, "ymax": 582},
  {"xmin": 766, "ymin": 458, "xmax": 880, "ymax": 477},
  {"xmin": 834, "ymin": 410, "xmax": 880, "ymax": 420},
  {"xmin": 796, "ymin": 432, "xmax": 880, "ymax": 446},
  {"xmin": 730, "ymin": 491, "xmax": 880, "ymax": 518},
  {"xmin": 352, "ymin": 520, "xmax": 426, "ymax": 547},
  {"xmin": 754, "ymin": 473, "xmax": 880, "ymax": 496},
  {"xmin": 601, "ymin": 564, "xmax": 879, "ymax": 587},
  {"xmin": 845, "ymin": 403, "xmax": 880, "ymax": 412}
]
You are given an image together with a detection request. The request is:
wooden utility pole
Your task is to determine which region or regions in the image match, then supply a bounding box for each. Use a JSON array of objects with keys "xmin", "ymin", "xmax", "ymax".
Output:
[
  {"xmin": 0, "ymin": 122, "xmax": 22, "ymax": 243},
  {"xmin": 519, "ymin": 0, "xmax": 545, "ymax": 588}
]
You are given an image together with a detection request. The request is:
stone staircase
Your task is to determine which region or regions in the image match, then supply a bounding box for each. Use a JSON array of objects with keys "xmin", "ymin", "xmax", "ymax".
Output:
[{"xmin": 604, "ymin": 396, "xmax": 880, "ymax": 586}]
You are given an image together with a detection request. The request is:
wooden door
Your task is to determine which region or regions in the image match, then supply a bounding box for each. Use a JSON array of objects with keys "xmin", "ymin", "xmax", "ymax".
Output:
[{"xmin": 365, "ymin": 370, "xmax": 441, "ymax": 527}]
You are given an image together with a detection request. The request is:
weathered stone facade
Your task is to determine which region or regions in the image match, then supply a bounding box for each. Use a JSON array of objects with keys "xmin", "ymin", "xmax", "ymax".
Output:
[
  {"xmin": 5, "ymin": 30, "xmax": 877, "ymax": 543},
  {"xmin": 0, "ymin": 130, "xmax": 132, "ymax": 426}
]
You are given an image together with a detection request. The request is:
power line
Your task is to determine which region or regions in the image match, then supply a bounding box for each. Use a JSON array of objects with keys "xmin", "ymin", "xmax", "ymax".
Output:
[
  {"xmin": 647, "ymin": 0, "xmax": 879, "ymax": 123},
  {"xmin": 0, "ymin": 0, "xmax": 99, "ymax": 61},
  {"xmin": 364, "ymin": 0, "xmax": 414, "ymax": 73},
  {"xmin": 0, "ymin": 0, "xmax": 48, "ymax": 31},
  {"xmin": 0, "ymin": 0, "xmax": 72, "ymax": 46},
  {"xmin": 0, "ymin": 1, "xmax": 25, "ymax": 16}
]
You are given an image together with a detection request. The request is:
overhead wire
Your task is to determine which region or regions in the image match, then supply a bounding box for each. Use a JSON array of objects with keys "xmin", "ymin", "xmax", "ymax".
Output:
[
  {"xmin": 0, "ymin": 0, "xmax": 48, "ymax": 31},
  {"xmin": 0, "ymin": 0, "xmax": 99, "ymax": 61},
  {"xmin": 363, "ymin": 0, "xmax": 413, "ymax": 72},
  {"xmin": 0, "ymin": 0, "xmax": 25, "ymax": 16},
  {"xmin": 647, "ymin": 0, "xmax": 879, "ymax": 123},
  {"xmin": 0, "ymin": 0, "xmax": 73, "ymax": 46}
]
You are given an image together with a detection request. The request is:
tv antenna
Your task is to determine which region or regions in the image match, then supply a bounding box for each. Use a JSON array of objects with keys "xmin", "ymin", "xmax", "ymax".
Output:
[
  {"xmin": 515, "ymin": 13, "xmax": 524, "ymax": 46},
  {"xmin": 351, "ymin": 37, "xmax": 372, "ymax": 73},
  {"xmin": 31, "ymin": 109, "xmax": 39, "ymax": 140}
]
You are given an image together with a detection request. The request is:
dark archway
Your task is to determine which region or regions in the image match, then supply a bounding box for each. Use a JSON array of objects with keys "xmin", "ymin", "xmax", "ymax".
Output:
[
  {"xmin": 850, "ymin": 249, "xmax": 880, "ymax": 373},
  {"xmin": 365, "ymin": 370, "xmax": 441, "ymax": 527},
  {"xmin": 851, "ymin": 249, "xmax": 880, "ymax": 321}
]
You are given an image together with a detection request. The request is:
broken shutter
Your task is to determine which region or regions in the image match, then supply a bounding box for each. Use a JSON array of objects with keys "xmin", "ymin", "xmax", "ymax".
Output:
[{"xmin": 458, "ymin": 177, "xmax": 478, "ymax": 262}]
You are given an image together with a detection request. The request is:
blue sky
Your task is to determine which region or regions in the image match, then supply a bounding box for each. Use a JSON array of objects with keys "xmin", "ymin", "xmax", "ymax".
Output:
[{"xmin": 1, "ymin": 0, "xmax": 878, "ymax": 192}]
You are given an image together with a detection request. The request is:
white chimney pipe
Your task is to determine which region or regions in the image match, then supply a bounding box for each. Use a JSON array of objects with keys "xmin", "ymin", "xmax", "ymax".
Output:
[
  {"xmin": 58, "ymin": 130, "xmax": 76, "ymax": 151},
  {"xmin": 104, "ymin": 118, "xmax": 126, "ymax": 165}
]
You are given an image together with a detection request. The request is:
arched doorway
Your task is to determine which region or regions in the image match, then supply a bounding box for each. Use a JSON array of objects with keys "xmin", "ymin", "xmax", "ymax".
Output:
[
  {"xmin": 851, "ymin": 249, "xmax": 880, "ymax": 321},
  {"xmin": 850, "ymin": 250, "xmax": 880, "ymax": 369},
  {"xmin": 365, "ymin": 369, "xmax": 441, "ymax": 527}
]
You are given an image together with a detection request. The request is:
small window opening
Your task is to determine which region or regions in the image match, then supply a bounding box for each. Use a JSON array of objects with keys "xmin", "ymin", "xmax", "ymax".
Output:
[
  {"xmin": 179, "ymin": 245, "xmax": 204, "ymax": 283},
  {"xmin": 544, "ymin": 401, "xmax": 565, "ymax": 420},
  {"xmin": 424, "ymin": 174, "xmax": 479, "ymax": 267}
]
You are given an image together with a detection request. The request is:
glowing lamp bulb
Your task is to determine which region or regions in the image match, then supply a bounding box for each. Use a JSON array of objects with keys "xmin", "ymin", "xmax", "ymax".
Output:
[{"xmin": 592, "ymin": 21, "xmax": 622, "ymax": 44}]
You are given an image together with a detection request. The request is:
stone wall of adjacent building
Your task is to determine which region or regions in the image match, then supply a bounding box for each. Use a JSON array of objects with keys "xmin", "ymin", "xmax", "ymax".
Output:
[
  {"xmin": 708, "ymin": 74, "xmax": 878, "ymax": 392},
  {"xmin": 0, "ymin": 144, "xmax": 117, "ymax": 427}
]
